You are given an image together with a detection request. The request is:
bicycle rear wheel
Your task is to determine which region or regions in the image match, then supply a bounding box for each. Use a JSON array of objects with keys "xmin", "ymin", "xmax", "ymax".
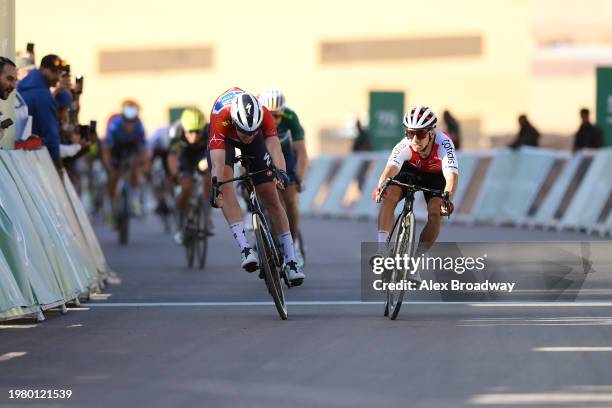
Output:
[
  {"xmin": 196, "ymin": 196, "xmax": 208, "ymax": 270},
  {"xmin": 184, "ymin": 204, "xmax": 198, "ymax": 268},
  {"xmin": 117, "ymin": 180, "xmax": 130, "ymax": 245},
  {"xmin": 387, "ymin": 211, "xmax": 416, "ymax": 320},
  {"xmin": 253, "ymin": 213, "xmax": 288, "ymax": 320}
]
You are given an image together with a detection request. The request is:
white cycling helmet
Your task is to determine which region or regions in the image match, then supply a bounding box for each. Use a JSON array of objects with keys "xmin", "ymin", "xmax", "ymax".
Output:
[
  {"xmin": 403, "ymin": 106, "xmax": 438, "ymax": 130},
  {"xmin": 259, "ymin": 89, "xmax": 286, "ymax": 112},
  {"xmin": 231, "ymin": 92, "xmax": 263, "ymax": 133}
]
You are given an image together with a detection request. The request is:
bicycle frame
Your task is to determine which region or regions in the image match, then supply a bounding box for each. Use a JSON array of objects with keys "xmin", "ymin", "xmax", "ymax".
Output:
[{"xmin": 215, "ymin": 156, "xmax": 283, "ymax": 265}]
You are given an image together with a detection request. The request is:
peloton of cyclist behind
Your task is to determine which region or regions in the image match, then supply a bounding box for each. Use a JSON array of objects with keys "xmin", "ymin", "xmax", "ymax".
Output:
[
  {"xmin": 167, "ymin": 108, "xmax": 214, "ymax": 244},
  {"xmin": 258, "ymin": 89, "xmax": 308, "ymax": 267},
  {"xmin": 373, "ymin": 106, "xmax": 459, "ymax": 253},
  {"xmin": 208, "ymin": 88, "xmax": 305, "ymax": 286}
]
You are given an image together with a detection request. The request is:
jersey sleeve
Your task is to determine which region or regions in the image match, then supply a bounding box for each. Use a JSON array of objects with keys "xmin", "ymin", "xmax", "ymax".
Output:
[
  {"xmin": 136, "ymin": 120, "xmax": 146, "ymax": 146},
  {"xmin": 261, "ymin": 108, "xmax": 279, "ymax": 139},
  {"xmin": 105, "ymin": 118, "xmax": 120, "ymax": 148},
  {"xmin": 208, "ymin": 111, "xmax": 228, "ymax": 150},
  {"xmin": 387, "ymin": 139, "xmax": 411, "ymax": 169},
  {"xmin": 438, "ymin": 137, "xmax": 459, "ymax": 175},
  {"xmin": 286, "ymin": 109, "xmax": 304, "ymax": 142}
]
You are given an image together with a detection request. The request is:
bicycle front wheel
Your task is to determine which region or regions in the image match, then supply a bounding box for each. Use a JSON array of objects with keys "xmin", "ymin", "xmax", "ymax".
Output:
[
  {"xmin": 117, "ymin": 181, "xmax": 130, "ymax": 245},
  {"xmin": 196, "ymin": 196, "xmax": 209, "ymax": 270},
  {"xmin": 387, "ymin": 211, "xmax": 416, "ymax": 320},
  {"xmin": 253, "ymin": 213, "xmax": 288, "ymax": 320}
]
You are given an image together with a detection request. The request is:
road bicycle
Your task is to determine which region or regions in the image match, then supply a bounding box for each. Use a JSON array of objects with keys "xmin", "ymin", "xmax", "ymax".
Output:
[
  {"xmin": 214, "ymin": 156, "xmax": 289, "ymax": 320},
  {"xmin": 377, "ymin": 177, "xmax": 449, "ymax": 320}
]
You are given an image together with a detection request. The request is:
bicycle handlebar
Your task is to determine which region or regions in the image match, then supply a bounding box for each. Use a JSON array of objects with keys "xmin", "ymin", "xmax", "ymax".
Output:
[{"xmin": 379, "ymin": 178, "xmax": 449, "ymax": 200}]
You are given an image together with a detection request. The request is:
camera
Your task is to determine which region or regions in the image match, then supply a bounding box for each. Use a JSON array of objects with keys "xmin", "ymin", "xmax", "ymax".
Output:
[
  {"xmin": 75, "ymin": 74, "xmax": 84, "ymax": 94},
  {"xmin": 1, "ymin": 118, "xmax": 14, "ymax": 130},
  {"xmin": 89, "ymin": 120, "xmax": 97, "ymax": 136},
  {"xmin": 78, "ymin": 124, "xmax": 90, "ymax": 141}
]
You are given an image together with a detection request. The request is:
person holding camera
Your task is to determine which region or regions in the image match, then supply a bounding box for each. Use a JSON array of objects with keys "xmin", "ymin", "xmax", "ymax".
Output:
[{"xmin": 17, "ymin": 54, "xmax": 67, "ymax": 168}]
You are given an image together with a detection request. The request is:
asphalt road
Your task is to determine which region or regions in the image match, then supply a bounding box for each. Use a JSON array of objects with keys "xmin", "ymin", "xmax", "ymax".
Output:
[{"xmin": 1, "ymin": 214, "xmax": 611, "ymax": 408}]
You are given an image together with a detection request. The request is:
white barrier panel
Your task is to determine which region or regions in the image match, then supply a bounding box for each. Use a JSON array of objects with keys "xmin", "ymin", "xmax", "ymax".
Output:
[
  {"xmin": 531, "ymin": 154, "xmax": 582, "ymax": 227},
  {"xmin": 62, "ymin": 170, "xmax": 113, "ymax": 280},
  {"xmin": 352, "ymin": 156, "xmax": 387, "ymax": 219},
  {"xmin": 470, "ymin": 148, "xmax": 559, "ymax": 225},
  {"xmin": 29, "ymin": 151, "xmax": 99, "ymax": 287},
  {"xmin": 0, "ymin": 152, "xmax": 66, "ymax": 311},
  {"xmin": 0, "ymin": 244, "xmax": 37, "ymax": 320},
  {"xmin": 2, "ymin": 151, "xmax": 87, "ymax": 300},
  {"xmin": 318, "ymin": 156, "xmax": 364, "ymax": 216},
  {"xmin": 471, "ymin": 150, "xmax": 510, "ymax": 223},
  {"xmin": 300, "ymin": 156, "xmax": 335, "ymax": 214},
  {"xmin": 498, "ymin": 147, "xmax": 560, "ymax": 225},
  {"xmin": 453, "ymin": 151, "xmax": 479, "ymax": 219},
  {"xmin": 559, "ymin": 148, "xmax": 612, "ymax": 232}
]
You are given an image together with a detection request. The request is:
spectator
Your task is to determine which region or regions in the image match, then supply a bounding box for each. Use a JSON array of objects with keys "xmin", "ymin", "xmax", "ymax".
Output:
[
  {"xmin": 509, "ymin": 114, "xmax": 540, "ymax": 149},
  {"xmin": 17, "ymin": 54, "xmax": 66, "ymax": 168},
  {"xmin": 573, "ymin": 108, "xmax": 604, "ymax": 152},
  {"xmin": 443, "ymin": 110, "xmax": 461, "ymax": 150},
  {"xmin": 352, "ymin": 119, "xmax": 371, "ymax": 152},
  {"xmin": 352, "ymin": 119, "xmax": 371, "ymax": 193},
  {"xmin": 0, "ymin": 57, "xmax": 18, "ymax": 142}
]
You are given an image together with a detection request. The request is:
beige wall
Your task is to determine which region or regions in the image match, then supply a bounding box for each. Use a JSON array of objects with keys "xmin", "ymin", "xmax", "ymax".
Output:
[
  {"xmin": 0, "ymin": 0, "xmax": 15, "ymax": 148},
  {"xmin": 14, "ymin": 0, "xmax": 602, "ymax": 153}
]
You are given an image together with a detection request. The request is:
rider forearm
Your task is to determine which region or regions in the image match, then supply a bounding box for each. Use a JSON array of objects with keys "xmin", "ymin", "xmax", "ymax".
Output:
[
  {"xmin": 167, "ymin": 154, "xmax": 179, "ymax": 179},
  {"xmin": 102, "ymin": 146, "xmax": 111, "ymax": 169},
  {"xmin": 293, "ymin": 140, "xmax": 308, "ymax": 181},
  {"xmin": 265, "ymin": 137, "xmax": 287, "ymax": 172},
  {"xmin": 443, "ymin": 172, "xmax": 458, "ymax": 200},
  {"xmin": 378, "ymin": 164, "xmax": 400, "ymax": 187},
  {"xmin": 210, "ymin": 149, "xmax": 225, "ymax": 181}
]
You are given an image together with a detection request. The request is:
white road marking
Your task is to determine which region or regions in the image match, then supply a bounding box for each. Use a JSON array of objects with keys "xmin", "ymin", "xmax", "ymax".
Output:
[
  {"xmin": 85, "ymin": 301, "xmax": 612, "ymax": 308},
  {"xmin": 0, "ymin": 352, "xmax": 28, "ymax": 362},
  {"xmin": 534, "ymin": 347, "xmax": 612, "ymax": 352}
]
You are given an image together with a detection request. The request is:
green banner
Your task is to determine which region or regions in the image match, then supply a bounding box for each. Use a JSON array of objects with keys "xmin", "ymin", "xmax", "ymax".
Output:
[
  {"xmin": 369, "ymin": 91, "xmax": 404, "ymax": 151},
  {"xmin": 596, "ymin": 67, "xmax": 612, "ymax": 147}
]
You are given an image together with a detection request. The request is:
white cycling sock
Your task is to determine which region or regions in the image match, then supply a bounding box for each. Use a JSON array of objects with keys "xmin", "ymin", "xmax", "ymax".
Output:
[
  {"xmin": 230, "ymin": 222, "xmax": 250, "ymax": 251},
  {"xmin": 377, "ymin": 230, "xmax": 389, "ymax": 244},
  {"xmin": 278, "ymin": 232, "xmax": 295, "ymax": 264},
  {"xmin": 377, "ymin": 230, "xmax": 390, "ymax": 254}
]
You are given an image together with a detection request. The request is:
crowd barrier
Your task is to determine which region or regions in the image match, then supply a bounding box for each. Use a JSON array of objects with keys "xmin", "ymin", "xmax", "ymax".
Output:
[
  {"xmin": 301, "ymin": 146, "xmax": 612, "ymax": 237},
  {"xmin": 0, "ymin": 149, "xmax": 113, "ymax": 321}
]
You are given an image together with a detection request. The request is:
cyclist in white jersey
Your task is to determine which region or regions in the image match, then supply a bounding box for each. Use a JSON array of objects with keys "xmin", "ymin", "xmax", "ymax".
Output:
[{"xmin": 373, "ymin": 106, "xmax": 459, "ymax": 250}]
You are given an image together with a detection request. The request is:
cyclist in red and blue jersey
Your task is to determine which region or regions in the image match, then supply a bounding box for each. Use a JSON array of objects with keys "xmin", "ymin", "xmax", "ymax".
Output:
[{"xmin": 207, "ymin": 87, "xmax": 305, "ymax": 286}]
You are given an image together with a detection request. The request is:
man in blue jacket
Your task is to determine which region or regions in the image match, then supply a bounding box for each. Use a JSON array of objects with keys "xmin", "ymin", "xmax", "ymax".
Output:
[{"xmin": 17, "ymin": 54, "xmax": 66, "ymax": 168}]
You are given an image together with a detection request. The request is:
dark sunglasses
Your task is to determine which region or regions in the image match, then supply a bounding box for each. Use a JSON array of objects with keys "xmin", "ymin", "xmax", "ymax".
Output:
[
  {"xmin": 236, "ymin": 127, "xmax": 258, "ymax": 137},
  {"xmin": 405, "ymin": 129, "xmax": 430, "ymax": 140}
]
